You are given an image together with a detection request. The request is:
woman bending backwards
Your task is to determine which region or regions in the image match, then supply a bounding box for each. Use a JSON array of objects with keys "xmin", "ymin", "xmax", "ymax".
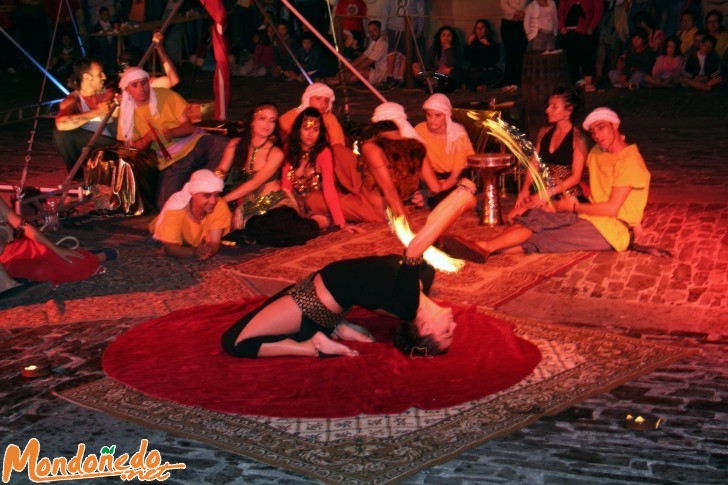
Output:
[{"xmin": 221, "ymin": 179, "xmax": 477, "ymax": 358}]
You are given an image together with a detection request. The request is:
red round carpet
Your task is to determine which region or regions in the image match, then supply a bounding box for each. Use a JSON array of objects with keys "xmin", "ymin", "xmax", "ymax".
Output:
[{"xmin": 103, "ymin": 298, "xmax": 542, "ymax": 418}]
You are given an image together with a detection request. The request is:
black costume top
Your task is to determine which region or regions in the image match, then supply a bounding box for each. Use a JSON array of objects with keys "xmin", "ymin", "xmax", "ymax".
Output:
[
  {"xmin": 539, "ymin": 126, "xmax": 573, "ymax": 167},
  {"xmin": 320, "ymin": 255, "xmax": 434, "ymax": 321},
  {"xmin": 221, "ymin": 255, "xmax": 435, "ymax": 358},
  {"xmin": 539, "ymin": 126, "xmax": 584, "ymax": 199}
]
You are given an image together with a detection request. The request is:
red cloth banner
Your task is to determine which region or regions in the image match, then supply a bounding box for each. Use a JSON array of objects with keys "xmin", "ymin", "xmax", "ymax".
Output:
[{"xmin": 199, "ymin": 0, "xmax": 230, "ymax": 119}]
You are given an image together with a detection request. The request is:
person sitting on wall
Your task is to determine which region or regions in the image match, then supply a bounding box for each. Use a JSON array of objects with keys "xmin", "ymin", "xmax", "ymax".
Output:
[{"xmin": 681, "ymin": 34, "xmax": 724, "ymax": 92}]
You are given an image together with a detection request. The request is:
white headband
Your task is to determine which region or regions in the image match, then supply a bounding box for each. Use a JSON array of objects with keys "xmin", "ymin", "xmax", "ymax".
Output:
[
  {"xmin": 299, "ymin": 83, "xmax": 335, "ymax": 112},
  {"xmin": 153, "ymin": 170, "xmax": 223, "ymax": 238},
  {"xmin": 422, "ymin": 93, "xmax": 467, "ymax": 154},
  {"xmin": 371, "ymin": 102, "xmax": 422, "ymax": 141},
  {"xmin": 119, "ymin": 67, "xmax": 158, "ymax": 142},
  {"xmin": 582, "ymin": 107, "xmax": 621, "ymax": 131}
]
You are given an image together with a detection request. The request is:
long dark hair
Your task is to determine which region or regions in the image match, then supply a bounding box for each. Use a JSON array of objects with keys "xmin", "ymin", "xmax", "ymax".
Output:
[
  {"xmin": 472, "ymin": 18, "xmax": 495, "ymax": 43},
  {"xmin": 394, "ymin": 320, "xmax": 446, "ymax": 357},
  {"xmin": 433, "ymin": 25, "xmax": 460, "ymax": 56},
  {"xmin": 286, "ymin": 107, "xmax": 329, "ymax": 169},
  {"xmin": 232, "ymin": 102, "xmax": 282, "ymax": 170}
]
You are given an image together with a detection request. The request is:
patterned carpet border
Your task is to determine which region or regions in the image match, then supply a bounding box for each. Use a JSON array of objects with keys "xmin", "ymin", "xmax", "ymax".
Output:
[{"xmin": 57, "ymin": 311, "xmax": 695, "ymax": 484}]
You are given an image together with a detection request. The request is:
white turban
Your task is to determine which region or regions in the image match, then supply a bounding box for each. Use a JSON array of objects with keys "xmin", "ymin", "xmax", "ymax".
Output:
[
  {"xmin": 298, "ymin": 82, "xmax": 335, "ymax": 113},
  {"xmin": 371, "ymin": 102, "xmax": 422, "ymax": 141},
  {"xmin": 153, "ymin": 170, "xmax": 224, "ymax": 237},
  {"xmin": 119, "ymin": 67, "xmax": 158, "ymax": 143},
  {"xmin": 582, "ymin": 107, "xmax": 621, "ymax": 131},
  {"xmin": 422, "ymin": 93, "xmax": 469, "ymax": 154}
]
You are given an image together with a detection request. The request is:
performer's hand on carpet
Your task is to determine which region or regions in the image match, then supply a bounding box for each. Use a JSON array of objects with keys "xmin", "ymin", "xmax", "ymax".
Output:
[
  {"xmin": 340, "ymin": 224, "xmax": 365, "ymax": 234},
  {"xmin": 195, "ymin": 242, "xmax": 216, "ymax": 261}
]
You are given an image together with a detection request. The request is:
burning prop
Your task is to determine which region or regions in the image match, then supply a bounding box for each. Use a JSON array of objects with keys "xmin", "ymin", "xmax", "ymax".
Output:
[
  {"xmin": 386, "ymin": 180, "xmax": 478, "ymax": 273},
  {"xmin": 483, "ymin": 117, "xmax": 552, "ymax": 204}
]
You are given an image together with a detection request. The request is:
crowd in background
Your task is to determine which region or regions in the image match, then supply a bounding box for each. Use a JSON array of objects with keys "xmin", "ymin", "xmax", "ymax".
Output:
[{"xmin": 1, "ymin": 1, "xmax": 725, "ymax": 94}]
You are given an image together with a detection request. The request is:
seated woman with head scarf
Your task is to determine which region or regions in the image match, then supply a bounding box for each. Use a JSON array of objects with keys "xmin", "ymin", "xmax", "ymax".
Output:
[
  {"xmin": 221, "ymin": 180, "xmax": 477, "ymax": 358},
  {"xmin": 214, "ymin": 103, "xmax": 320, "ymax": 247},
  {"xmin": 414, "ymin": 94, "xmax": 475, "ymax": 209}
]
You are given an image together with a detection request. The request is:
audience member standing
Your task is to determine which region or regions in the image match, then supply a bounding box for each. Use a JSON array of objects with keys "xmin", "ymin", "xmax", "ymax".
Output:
[
  {"xmin": 524, "ymin": 0, "xmax": 558, "ymax": 52},
  {"xmin": 500, "ymin": 0, "xmax": 528, "ymax": 88},
  {"xmin": 382, "ymin": 0, "xmax": 425, "ymax": 88},
  {"xmin": 335, "ymin": 0, "xmax": 367, "ymax": 39},
  {"xmin": 558, "ymin": 0, "xmax": 604, "ymax": 92}
]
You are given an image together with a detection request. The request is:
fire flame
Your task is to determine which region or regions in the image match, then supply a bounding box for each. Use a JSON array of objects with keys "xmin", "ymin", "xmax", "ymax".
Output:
[
  {"xmin": 483, "ymin": 117, "xmax": 551, "ymax": 204},
  {"xmin": 387, "ymin": 209, "xmax": 466, "ymax": 273}
]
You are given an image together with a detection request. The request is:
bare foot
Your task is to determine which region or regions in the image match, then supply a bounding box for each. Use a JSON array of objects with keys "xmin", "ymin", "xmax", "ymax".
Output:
[
  {"xmin": 311, "ymin": 332, "xmax": 359, "ymax": 357},
  {"xmin": 333, "ymin": 322, "xmax": 375, "ymax": 342}
]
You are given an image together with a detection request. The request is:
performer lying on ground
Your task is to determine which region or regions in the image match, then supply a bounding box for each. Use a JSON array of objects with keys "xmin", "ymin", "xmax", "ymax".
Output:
[
  {"xmin": 443, "ymin": 107, "xmax": 650, "ymax": 263},
  {"xmin": 281, "ymin": 109, "xmax": 372, "ymax": 231},
  {"xmin": 414, "ymin": 93, "xmax": 474, "ymax": 209},
  {"xmin": 117, "ymin": 67, "xmax": 228, "ymax": 209},
  {"xmin": 150, "ymin": 169, "xmax": 231, "ymax": 260},
  {"xmin": 360, "ymin": 102, "xmax": 427, "ymax": 224},
  {"xmin": 221, "ymin": 179, "xmax": 477, "ymax": 358},
  {"xmin": 216, "ymin": 103, "xmax": 319, "ymax": 247},
  {"xmin": 0, "ymin": 198, "xmax": 116, "ymax": 293},
  {"xmin": 53, "ymin": 57, "xmax": 118, "ymax": 176}
]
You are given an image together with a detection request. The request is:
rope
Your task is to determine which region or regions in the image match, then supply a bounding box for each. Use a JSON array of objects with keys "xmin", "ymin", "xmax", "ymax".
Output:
[
  {"xmin": 65, "ymin": 0, "xmax": 86, "ymax": 56},
  {"xmin": 325, "ymin": 1, "xmax": 351, "ymax": 123}
]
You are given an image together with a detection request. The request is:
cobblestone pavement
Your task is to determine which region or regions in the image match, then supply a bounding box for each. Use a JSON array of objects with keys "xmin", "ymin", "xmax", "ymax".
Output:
[{"xmin": 0, "ymin": 69, "xmax": 726, "ymax": 484}]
